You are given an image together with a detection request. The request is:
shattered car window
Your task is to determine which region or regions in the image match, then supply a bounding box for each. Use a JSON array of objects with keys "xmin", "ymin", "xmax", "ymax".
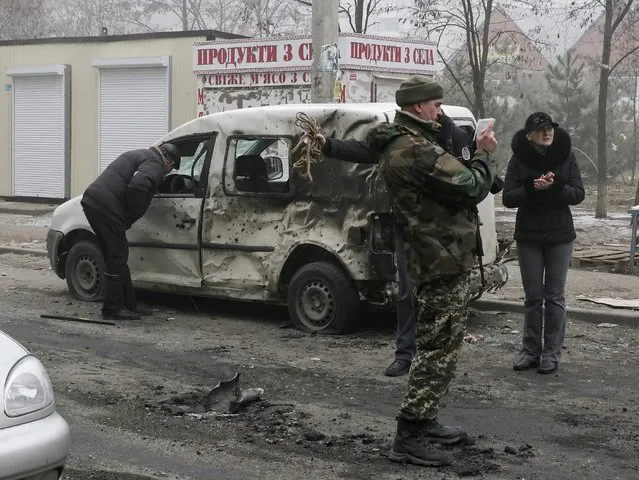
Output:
[{"xmin": 226, "ymin": 137, "xmax": 291, "ymax": 195}]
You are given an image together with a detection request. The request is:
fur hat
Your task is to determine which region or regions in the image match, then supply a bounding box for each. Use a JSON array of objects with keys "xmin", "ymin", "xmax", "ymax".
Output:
[{"xmin": 395, "ymin": 75, "xmax": 444, "ymax": 106}]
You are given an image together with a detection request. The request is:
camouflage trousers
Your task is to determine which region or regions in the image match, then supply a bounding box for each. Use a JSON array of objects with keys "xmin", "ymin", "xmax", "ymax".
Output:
[{"xmin": 398, "ymin": 271, "xmax": 470, "ymax": 421}]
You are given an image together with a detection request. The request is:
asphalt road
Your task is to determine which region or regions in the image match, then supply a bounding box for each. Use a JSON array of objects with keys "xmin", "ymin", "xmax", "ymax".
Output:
[{"xmin": 1, "ymin": 252, "xmax": 638, "ymax": 480}]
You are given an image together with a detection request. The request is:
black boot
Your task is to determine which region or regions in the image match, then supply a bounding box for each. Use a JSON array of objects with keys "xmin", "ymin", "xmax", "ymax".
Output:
[
  {"xmin": 420, "ymin": 417, "xmax": 467, "ymax": 445},
  {"xmin": 122, "ymin": 267, "xmax": 153, "ymax": 316},
  {"xmin": 389, "ymin": 418, "xmax": 453, "ymax": 467},
  {"xmin": 385, "ymin": 359, "xmax": 411, "ymax": 377},
  {"xmin": 102, "ymin": 273, "xmax": 140, "ymax": 320}
]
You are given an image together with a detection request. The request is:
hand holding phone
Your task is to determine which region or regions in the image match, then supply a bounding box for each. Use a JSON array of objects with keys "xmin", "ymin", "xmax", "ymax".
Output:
[
  {"xmin": 474, "ymin": 118, "xmax": 495, "ymax": 141},
  {"xmin": 476, "ymin": 122, "xmax": 497, "ymax": 154}
]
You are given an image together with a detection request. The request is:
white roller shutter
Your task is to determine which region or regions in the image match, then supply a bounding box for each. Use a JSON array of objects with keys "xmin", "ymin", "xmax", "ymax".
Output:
[
  {"xmin": 8, "ymin": 65, "xmax": 69, "ymax": 198},
  {"xmin": 94, "ymin": 57, "xmax": 171, "ymax": 172}
]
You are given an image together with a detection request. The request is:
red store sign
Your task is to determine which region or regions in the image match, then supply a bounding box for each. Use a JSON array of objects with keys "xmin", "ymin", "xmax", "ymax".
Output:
[{"xmin": 193, "ymin": 33, "xmax": 437, "ymax": 75}]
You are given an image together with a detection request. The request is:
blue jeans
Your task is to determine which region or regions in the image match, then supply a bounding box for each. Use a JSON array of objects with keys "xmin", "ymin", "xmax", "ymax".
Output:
[
  {"xmin": 394, "ymin": 226, "xmax": 416, "ymax": 362},
  {"xmin": 516, "ymin": 241, "xmax": 573, "ymax": 363}
]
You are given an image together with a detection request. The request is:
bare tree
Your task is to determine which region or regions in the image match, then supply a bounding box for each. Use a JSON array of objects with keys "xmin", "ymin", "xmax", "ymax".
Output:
[
  {"xmin": 564, "ymin": 0, "xmax": 639, "ymax": 217},
  {"xmin": 406, "ymin": 0, "xmax": 503, "ymax": 118},
  {"xmin": 144, "ymin": 0, "xmax": 204, "ymax": 31},
  {"xmin": 291, "ymin": 0, "xmax": 384, "ymax": 33},
  {"xmin": 340, "ymin": 0, "xmax": 382, "ymax": 33},
  {"xmin": 407, "ymin": 1, "xmax": 555, "ymax": 118},
  {"xmin": 236, "ymin": 0, "xmax": 309, "ymax": 37},
  {"xmin": 0, "ymin": 0, "xmax": 48, "ymax": 39},
  {"xmin": 146, "ymin": 0, "xmax": 308, "ymax": 36},
  {"xmin": 45, "ymin": 0, "xmax": 150, "ymax": 36}
]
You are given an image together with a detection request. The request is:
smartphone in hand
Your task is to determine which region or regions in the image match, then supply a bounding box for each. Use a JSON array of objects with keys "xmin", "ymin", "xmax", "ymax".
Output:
[{"xmin": 474, "ymin": 118, "xmax": 495, "ymax": 141}]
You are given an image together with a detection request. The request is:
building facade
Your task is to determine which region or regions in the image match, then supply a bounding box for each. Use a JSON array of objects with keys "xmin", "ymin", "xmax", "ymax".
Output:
[{"xmin": 0, "ymin": 30, "xmax": 241, "ymax": 200}]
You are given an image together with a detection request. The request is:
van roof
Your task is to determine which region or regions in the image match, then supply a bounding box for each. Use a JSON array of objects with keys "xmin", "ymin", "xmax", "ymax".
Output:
[{"xmin": 162, "ymin": 103, "xmax": 476, "ymax": 141}]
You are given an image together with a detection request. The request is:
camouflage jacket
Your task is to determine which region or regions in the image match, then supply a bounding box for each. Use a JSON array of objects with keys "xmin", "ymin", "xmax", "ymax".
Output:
[{"xmin": 368, "ymin": 110, "xmax": 497, "ymax": 283}]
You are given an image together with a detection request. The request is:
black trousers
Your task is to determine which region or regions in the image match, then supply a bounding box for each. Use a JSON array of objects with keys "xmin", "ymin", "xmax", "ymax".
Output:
[
  {"xmin": 82, "ymin": 203, "xmax": 128, "ymax": 276},
  {"xmin": 394, "ymin": 226, "xmax": 415, "ymax": 363},
  {"xmin": 82, "ymin": 203, "xmax": 134, "ymax": 310}
]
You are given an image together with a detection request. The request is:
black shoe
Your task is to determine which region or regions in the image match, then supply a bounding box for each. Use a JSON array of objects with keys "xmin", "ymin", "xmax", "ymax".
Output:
[
  {"xmin": 513, "ymin": 356, "xmax": 540, "ymax": 371},
  {"xmin": 385, "ymin": 359, "xmax": 411, "ymax": 377},
  {"xmin": 537, "ymin": 358, "xmax": 558, "ymax": 374},
  {"xmin": 102, "ymin": 273, "xmax": 140, "ymax": 320},
  {"xmin": 421, "ymin": 417, "xmax": 467, "ymax": 445},
  {"xmin": 102, "ymin": 308, "xmax": 141, "ymax": 321},
  {"xmin": 389, "ymin": 418, "xmax": 453, "ymax": 467},
  {"xmin": 127, "ymin": 303, "xmax": 154, "ymax": 316}
]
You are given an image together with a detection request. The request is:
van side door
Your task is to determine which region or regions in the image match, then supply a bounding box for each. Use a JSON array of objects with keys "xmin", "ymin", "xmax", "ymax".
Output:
[
  {"xmin": 126, "ymin": 136, "xmax": 215, "ymax": 289},
  {"xmin": 200, "ymin": 135, "xmax": 293, "ymax": 296}
]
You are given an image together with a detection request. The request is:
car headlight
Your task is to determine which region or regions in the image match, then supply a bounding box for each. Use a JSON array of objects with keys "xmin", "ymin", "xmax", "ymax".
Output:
[{"xmin": 4, "ymin": 356, "xmax": 54, "ymax": 417}]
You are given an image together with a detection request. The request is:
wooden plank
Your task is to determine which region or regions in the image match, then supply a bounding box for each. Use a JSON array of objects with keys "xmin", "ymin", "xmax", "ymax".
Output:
[
  {"xmin": 575, "ymin": 249, "xmax": 627, "ymax": 259},
  {"xmin": 587, "ymin": 252, "xmax": 632, "ymax": 261}
]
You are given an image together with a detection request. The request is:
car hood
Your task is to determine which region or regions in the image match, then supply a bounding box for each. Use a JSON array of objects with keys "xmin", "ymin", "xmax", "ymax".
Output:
[
  {"xmin": 0, "ymin": 331, "xmax": 30, "ymax": 419},
  {"xmin": 0, "ymin": 330, "xmax": 29, "ymax": 369},
  {"xmin": 49, "ymin": 195, "xmax": 92, "ymax": 235}
]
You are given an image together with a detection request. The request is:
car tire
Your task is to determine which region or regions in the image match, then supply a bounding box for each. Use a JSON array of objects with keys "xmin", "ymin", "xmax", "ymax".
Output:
[
  {"xmin": 65, "ymin": 240, "xmax": 106, "ymax": 302},
  {"xmin": 287, "ymin": 261, "xmax": 360, "ymax": 334}
]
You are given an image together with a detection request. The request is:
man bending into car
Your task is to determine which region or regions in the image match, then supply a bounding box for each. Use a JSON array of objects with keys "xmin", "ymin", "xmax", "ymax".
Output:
[{"xmin": 81, "ymin": 143, "xmax": 181, "ymax": 320}]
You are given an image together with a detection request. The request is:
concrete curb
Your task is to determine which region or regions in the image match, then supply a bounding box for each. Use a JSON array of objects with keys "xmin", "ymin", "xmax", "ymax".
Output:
[
  {"xmin": 0, "ymin": 206, "xmax": 56, "ymax": 215},
  {"xmin": 0, "ymin": 246, "xmax": 47, "ymax": 257},
  {"xmin": 473, "ymin": 298, "xmax": 639, "ymax": 328}
]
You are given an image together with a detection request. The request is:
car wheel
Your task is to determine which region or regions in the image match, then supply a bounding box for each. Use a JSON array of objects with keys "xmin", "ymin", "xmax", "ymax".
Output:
[
  {"xmin": 287, "ymin": 261, "xmax": 360, "ymax": 334},
  {"xmin": 65, "ymin": 240, "xmax": 106, "ymax": 301}
]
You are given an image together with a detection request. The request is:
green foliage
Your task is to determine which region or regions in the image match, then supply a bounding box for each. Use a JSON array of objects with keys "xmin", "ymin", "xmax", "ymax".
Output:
[{"xmin": 544, "ymin": 51, "xmax": 598, "ymax": 174}]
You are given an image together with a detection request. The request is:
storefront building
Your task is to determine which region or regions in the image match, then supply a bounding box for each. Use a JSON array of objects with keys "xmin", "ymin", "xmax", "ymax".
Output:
[
  {"xmin": 0, "ymin": 30, "xmax": 241, "ymax": 200},
  {"xmin": 193, "ymin": 34, "xmax": 438, "ymax": 115}
]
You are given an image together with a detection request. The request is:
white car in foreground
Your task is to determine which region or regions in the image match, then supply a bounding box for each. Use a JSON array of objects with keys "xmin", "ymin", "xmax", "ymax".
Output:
[{"xmin": 0, "ymin": 329, "xmax": 70, "ymax": 480}]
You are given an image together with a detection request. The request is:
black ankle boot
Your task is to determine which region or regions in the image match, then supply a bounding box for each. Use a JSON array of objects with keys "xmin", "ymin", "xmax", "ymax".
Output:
[
  {"xmin": 122, "ymin": 267, "xmax": 152, "ymax": 316},
  {"xmin": 421, "ymin": 417, "xmax": 467, "ymax": 445},
  {"xmin": 127, "ymin": 303, "xmax": 153, "ymax": 316},
  {"xmin": 102, "ymin": 307, "xmax": 141, "ymax": 320},
  {"xmin": 389, "ymin": 418, "xmax": 453, "ymax": 467},
  {"xmin": 513, "ymin": 355, "xmax": 540, "ymax": 371},
  {"xmin": 102, "ymin": 273, "xmax": 140, "ymax": 320}
]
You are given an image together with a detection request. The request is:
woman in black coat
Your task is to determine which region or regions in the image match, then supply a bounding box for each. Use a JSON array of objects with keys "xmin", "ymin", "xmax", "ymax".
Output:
[{"xmin": 502, "ymin": 112, "xmax": 585, "ymax": 374}]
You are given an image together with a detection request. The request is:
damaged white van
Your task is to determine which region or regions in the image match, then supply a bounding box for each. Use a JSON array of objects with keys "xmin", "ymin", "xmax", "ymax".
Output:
[{"xmin": 47, "ymin": 103, "xmax": 508, "ymax": 333}]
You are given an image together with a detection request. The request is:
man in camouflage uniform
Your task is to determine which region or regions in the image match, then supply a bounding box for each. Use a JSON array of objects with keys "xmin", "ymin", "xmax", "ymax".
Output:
[{"xmin": 368, "ymin": 75, "xmax": 499, "ymax": 467}]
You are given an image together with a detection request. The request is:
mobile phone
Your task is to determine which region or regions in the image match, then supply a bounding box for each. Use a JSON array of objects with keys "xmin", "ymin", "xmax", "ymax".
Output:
[{"xmin": 474, "ymin": 118, "xmax": 495, "ymax": 140}]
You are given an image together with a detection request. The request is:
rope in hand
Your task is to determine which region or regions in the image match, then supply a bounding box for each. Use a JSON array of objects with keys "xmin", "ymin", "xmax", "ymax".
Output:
[{"xmin": 291, "ymin": 112, "xmax": 323, "ymax": 182}]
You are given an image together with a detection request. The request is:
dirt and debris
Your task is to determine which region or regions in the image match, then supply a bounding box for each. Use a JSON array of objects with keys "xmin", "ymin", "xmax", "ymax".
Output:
[{"xmin": 0, "ymin": 185, "xmax": 638, "ymax": 479}]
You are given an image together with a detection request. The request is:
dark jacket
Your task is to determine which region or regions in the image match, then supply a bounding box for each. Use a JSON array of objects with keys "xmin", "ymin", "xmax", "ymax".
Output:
[
  {"xmin": 322, "ymin": 113, "xmax": 469, "ymax": 163},
  {"xmin": 369, "ymin": 110, "xmax": 496, "ymax": 281},
  {"xmin": 82, "ymin": 148, "xmax": 168, "ymax": 230},
  {"xmin": 502, "ymin": 127, "xmax": 585, "ymax": 245},
  {"xmin": 322, "ymin": 113, "xmax": 504, "ymax": 194}
]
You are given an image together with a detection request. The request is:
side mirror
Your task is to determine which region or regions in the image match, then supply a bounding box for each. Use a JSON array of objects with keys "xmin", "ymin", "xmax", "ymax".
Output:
[{"xmin": 264, "ymin": 156, "xmax": 284, "ymax": 180}]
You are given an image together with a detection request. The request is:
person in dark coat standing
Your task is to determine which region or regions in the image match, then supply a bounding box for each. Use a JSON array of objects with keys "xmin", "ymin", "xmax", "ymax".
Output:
[
  {"xmin": 81, "ymin": 143, "xmax": 181, "ymax": 320},
  {"xmin": 317, "ymin": 111, "xmax": 499, "ymax": 378},
  {"xmin": 502, "ymin": 112, "xmax": 585, "ymax": 374}
]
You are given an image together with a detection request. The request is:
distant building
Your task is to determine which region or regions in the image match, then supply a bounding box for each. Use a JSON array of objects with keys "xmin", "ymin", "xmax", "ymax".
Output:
[{"xmin": 446, "ymin": 5, "xmax": 551, "ymax": 106}]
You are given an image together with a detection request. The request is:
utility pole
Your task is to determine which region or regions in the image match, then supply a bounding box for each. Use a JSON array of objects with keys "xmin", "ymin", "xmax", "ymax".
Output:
[{"xmin": 311, "ymin": 0, "xmax": 339, "ymax": 103}]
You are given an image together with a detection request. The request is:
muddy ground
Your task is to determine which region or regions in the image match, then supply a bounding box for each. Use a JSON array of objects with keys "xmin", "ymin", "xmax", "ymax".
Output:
[
  {"xmin": 0, "ymin": 183, "xmax": 638, "ymax": 479},
  {"xmin": 0, "ymin": 251, "xmax": 638, "ymax": 480}
]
